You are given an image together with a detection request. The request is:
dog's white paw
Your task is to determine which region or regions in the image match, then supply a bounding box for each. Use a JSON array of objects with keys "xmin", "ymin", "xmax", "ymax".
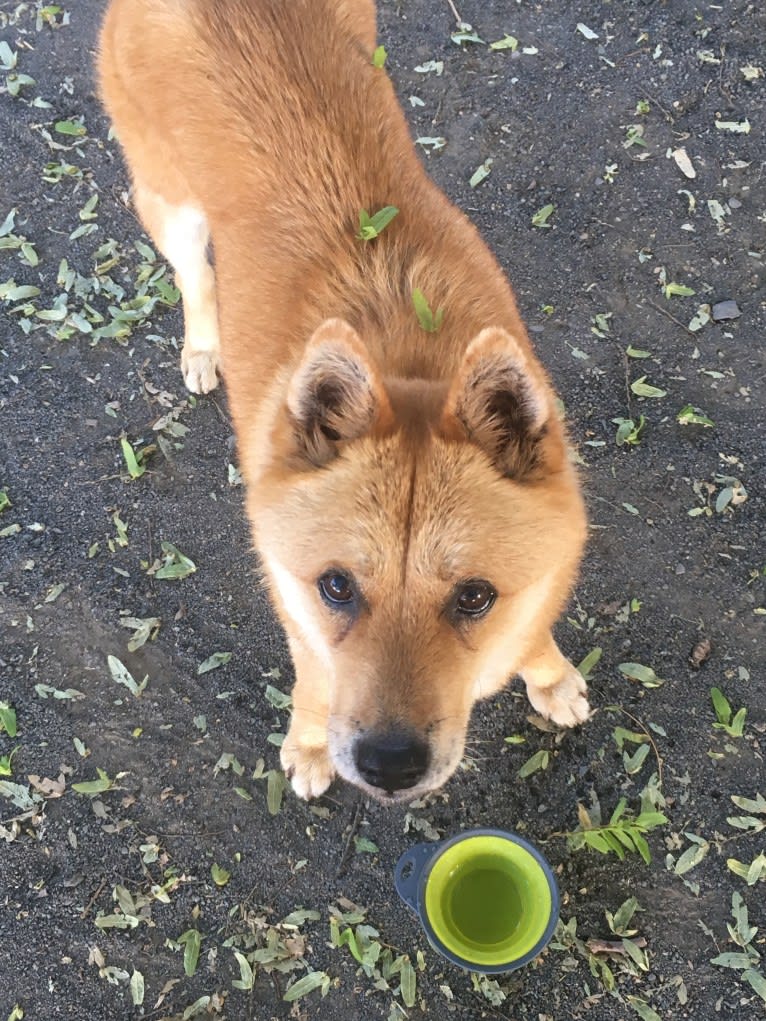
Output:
[
  {"xmin": 281, "ymin": 734, "xmax": 335, "ymax": 800},
  {"xmin": 182, "ymin": 348, "xmax": 219, "ymax": 394},
  {"xmin": 526, "ymin": 664, "xmax": 590, "ymax": 728}
]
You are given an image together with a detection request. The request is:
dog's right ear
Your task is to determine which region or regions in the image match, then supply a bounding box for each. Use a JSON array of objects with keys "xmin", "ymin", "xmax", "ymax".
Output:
[{"xmin": 287, "ymin": 318, "xmax": 393, "ymax": 467}]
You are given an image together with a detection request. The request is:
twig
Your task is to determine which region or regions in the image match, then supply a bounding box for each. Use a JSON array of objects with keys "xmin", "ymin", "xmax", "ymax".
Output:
[
  {"xmin": 446, "ymin": 0, "xmax": 463, "ymax": 26},
  {"xmin": 587, "ymin": 936, "xmax": 647, "ymax": 956},
  {"xmin": 80, "ymin": 877, "xmax": 107, "ymax": 919},
  {"xmin": 336, "ymin": 798, "xmax": 364, "ymax": 876},
  {"xmin": 645, "ymin": 297, "xmax": 694, "ymax": 336}
]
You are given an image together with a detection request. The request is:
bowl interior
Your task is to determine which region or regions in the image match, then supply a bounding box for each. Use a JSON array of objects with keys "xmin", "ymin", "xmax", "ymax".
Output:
[{"xmin": 424, "ymin": 834, "xmax": 554, "ymax": 967}]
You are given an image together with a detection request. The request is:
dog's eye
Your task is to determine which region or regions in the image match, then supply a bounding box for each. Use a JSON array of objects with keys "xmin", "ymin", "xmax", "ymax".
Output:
[
  {"xmin": 318, "ymin": 571, "xmax": 356, "ymax": 607},
  {"xmin": 455, "ymin": 580, "xmax": 496, "ymax": 617}
]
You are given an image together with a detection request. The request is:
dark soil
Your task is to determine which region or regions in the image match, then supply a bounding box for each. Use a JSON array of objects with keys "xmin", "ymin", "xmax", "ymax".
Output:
[{"xmin": 1, "ymin": 1, "xmax": 764, "ymax": 1019}]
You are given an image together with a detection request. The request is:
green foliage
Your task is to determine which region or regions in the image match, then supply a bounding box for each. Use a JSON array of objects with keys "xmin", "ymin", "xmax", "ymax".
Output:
[
  {"xmin": 566, "ymin": 798, "xmax": 667, "ymax": 864},
  {"xmin": 412, "ymin": 288, "xmax": 444, "ymax": 332},
  {"xmin": 357, "ymin": 205, "xmax": 398, "ymax": 241},
  {"xmin": 711, "ymin": 687, "xmax": 746, "ymax": 737},
  {"xmin": 613, "ymin": 415, "xmax": 646, "ymax": 447}
]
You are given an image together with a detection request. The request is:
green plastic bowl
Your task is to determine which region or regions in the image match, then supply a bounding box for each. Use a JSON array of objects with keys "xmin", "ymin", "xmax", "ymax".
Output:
[{"xmin": 394, "ymin": 829, "xmax": 559, "ymax": 973}]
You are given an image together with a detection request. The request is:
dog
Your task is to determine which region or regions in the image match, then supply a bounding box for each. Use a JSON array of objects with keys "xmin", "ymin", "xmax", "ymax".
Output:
[{"xmin": 98, "ymin": 0, "xmax": 589, "ymax": 803}]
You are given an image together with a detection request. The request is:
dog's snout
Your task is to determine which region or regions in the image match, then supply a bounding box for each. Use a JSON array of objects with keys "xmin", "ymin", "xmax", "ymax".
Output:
[{"xmin": 354, "ymin": 728, "xmax": 430, "ymax": 794}]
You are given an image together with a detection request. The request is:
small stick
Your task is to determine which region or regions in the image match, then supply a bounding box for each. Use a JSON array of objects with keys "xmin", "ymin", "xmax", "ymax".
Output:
[
  {"xmin": 587, "ymin": 937, "xmax": 648, "ymax": 955},
  {"xmin": 336, "ymin": 799, "xmax": 364, "ymax": 877},
  {"xmin": 446, "ymin": 0, "xmax": 463, "ymax": 26},
  {"xmin": 80, "ymin": 877, "xmax": 107, "ymax": 919}
]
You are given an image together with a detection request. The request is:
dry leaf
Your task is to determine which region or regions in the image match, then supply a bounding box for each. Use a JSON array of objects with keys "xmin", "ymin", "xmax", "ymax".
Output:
[{"xmin": 672, "ymin": 147, "xmax": 696, "ymax": 179}]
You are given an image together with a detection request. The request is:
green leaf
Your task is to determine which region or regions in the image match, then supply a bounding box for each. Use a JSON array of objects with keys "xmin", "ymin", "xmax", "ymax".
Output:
[
  {"xmin": 469, "ymin": 158, "xmax": 493, "ymax": 188},
  {"xmin": 583, "ymin": 831, "xmax": 612, "ymax": 854},
  {"xmin": 613, "ymin": 727, "xmax": 649, "ymax": 751},
  {"xmin": 35, "ymin": 684, "xmax": 84, "ymax": 700},
  {"xmin": 357, "ymin": 205, "xmax": 399, "ymax": 241},
  {"xmin": 710, "ymin": 686, "xmax": 732, "ymax": 725},
  {"xmin": 618, "ymin": 662, "xmax": 664, "ymax": 688},
  {"xmin": 178, "ymin": 929, "xmax": 201, "ymax": 977},
  {"xmin": 623, "ymin": 743, "xmax": 650, "ymax": 775},
  {"xmin": 372, "ymin": 45, "xmax": 387, "ymax": 68},
  {"xmin": 232, "ymin": 951, "xmax": 254, "ymax": 990},
  {"xmin": 198, "ymin": 651, "xmax": 232, "ymax": 675},
  {"xmin": 94, "ymin": 913, "xmax": 139, "ymax": 929},
  {"xmin": 743, "ymin": 969, "xmax": 766, "ymax": 1003},
  {"xmin": 611, "ymin": 896, "xmax": 640, "ymax": 934},
  {"xmin": 531, "ymin": 203, "xmax": 555, "ymax": 227},
  {"xmin": 674, "ymin": 839, "xmax": 709, "ymax": 876},
  {"xmin": 108, "ymin": 654, "xmax": 148, "ymax": 696},
  {"xmin": 489, "ymin": 34, "xmax": 518, "ymax": 51},
  {"xmin": 354, "ymin": 835, "xmax": 380, "ymax": 854},
  {"xmin": 576, "ymin": 647, "xmax": 602, "ymax": 678},
  {"xmin": 283, "ymin": 971, "xmax": 328, "ymax": 1002},
  {"xmin": 626, "ymin": 995, "xmax": 663, "ymax": 1021},
  {"xmin": 412, "ymin": 288, "xmax": 444, "ymax": 332},
  {"xmin": 400, "ymin": 956, "xmax": 416, "ymax": 1007},
  {"xmin": 129, "ymin": 969, "xmax": 145, "ymax": 1006},
  {"xmin": 731, "ymin": 793, "xmax": 766, "ymax": 814},
  {"xmin": 610, "ymin": 797, "xmax": 629, "ymax": 824},
  {"xmin": 711, "ymin": 951, "xmax": 757, "ymax": 970},
  {"xmin": 634, "ymin": 811, "xmax": 668, "ymax": 828},
  {"xmin": 265, "ymin": 684, "xmax": 292, "ymax": 709},
  {"xmin": 677, "ymin": 404, "xmax": 714, "ymax": 427},
  {"xmin": 730, "ymin": 707, "xmax": 747, "ymax": 737},
  {"xmin": 0, "ymin": 702, "xmax": 17, "ymax": 737},
  {"xmin": 663, "ymin": 281, "xmax": 696, "ymax": 299},
  {"xmin": 630, "ymin": 376, "xmax": 667, "ymax": 399},
  {"xmin": 155, "ymin": 541, "xmax": 196, "ymax": 580},
  {"xmin": 281, "ymin": 908, "xmax": 321, "ymax": 927},
  {"xmin": 626, "ymin": 345, "xmax": 651, "ymax": 358},
  {"xmin": 632, "ymin": 831, "xmax": 651, "ymax": 864},
  {"xmin": 211, "ymin": 863, "xmax": 231, "ymax": 887},
  {"xmin": 72, "ymin": 767, "xmax": 113, "ymax": 795},
  {"xmin": 0, "ymin": 489, "xmax": 10, "ymax": 513},
  {"xmin": 266, "ymin": 769, "xmax": 286, "ymax": 815},
  {"xmin": 517, "ymin": 748, "xmax": 550, "ymax": 778},
  {"xmin": 120, "ymin": 436, "xmax": 146, "ymax": 479},
  {"xmin": 55, "ymin": 119, "xmax": 86, "ymax": 137}
]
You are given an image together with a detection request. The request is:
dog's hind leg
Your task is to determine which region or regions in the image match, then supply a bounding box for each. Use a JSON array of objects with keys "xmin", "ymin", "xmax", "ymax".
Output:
[
  {"xmin": 520, "ymin": 632, "xmax": 591, "ymax": 728},
  {"xmin": 132, "ymin": 184, "xmax": 220, "ymax": 394}
]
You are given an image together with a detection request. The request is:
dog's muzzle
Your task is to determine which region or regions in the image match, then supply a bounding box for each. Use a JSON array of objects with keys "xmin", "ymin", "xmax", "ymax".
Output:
[{"xmin": 353, "ymin": 726, "xmax": 430, "ymax": 795}]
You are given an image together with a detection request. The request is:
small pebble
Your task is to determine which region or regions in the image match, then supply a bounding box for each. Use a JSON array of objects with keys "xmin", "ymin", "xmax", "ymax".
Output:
[{"xmin": 712, "ymin": 299, "xmax": 741, "ymax": 321}]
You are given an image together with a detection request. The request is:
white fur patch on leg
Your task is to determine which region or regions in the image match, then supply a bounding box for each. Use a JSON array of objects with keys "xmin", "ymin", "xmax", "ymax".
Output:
[
  {"xmin": 525, "ymin": 662, "xmax": 591, "ymax": 727},
  {"xmin": 156, "ymin": 200, "xmax": 221, "ymax": 393}
]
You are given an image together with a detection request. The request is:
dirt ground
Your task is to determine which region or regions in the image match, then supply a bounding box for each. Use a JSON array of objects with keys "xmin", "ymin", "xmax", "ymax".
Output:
[{"xmin": 1, "ymin": 1, "xmax": 765, "ymax": 1019}]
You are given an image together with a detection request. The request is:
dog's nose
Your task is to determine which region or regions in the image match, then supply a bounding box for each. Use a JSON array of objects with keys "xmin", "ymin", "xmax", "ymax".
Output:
[{"xmin": 354, "ymin": 728, "xmax": 430, "ymax": 793}]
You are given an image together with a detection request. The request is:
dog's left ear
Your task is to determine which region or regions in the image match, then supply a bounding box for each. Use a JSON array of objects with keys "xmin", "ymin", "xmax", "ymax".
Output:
[
  {"xmin": 287, "ymin": 318, "xmax": 393, "ymax": 466},
  {"xmin": 440, "ymin": 327, "xmax": 558, "ymax": 479}
]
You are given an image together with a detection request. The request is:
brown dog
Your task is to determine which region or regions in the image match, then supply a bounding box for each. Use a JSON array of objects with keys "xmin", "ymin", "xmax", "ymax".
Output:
[{"xmin": 98, "ymin": 0, "xmax": 588, "ymax": 803}]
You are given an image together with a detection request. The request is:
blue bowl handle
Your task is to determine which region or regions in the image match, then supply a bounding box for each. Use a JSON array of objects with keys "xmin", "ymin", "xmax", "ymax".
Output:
[{"xmin": 394, "ymin": 842, "xmax": 438, "ymax": 912}]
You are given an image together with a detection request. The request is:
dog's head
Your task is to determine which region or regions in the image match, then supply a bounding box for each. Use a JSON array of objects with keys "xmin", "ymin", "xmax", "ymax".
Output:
[{"xmin": 252, "ymin": 319, "xmax": 586, "ymax": 801}]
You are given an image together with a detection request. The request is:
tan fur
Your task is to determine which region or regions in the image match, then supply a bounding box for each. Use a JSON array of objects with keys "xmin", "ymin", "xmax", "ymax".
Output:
[{"xmin": 98, "ymin": 0, "xmax": 589, "ymax": 802}]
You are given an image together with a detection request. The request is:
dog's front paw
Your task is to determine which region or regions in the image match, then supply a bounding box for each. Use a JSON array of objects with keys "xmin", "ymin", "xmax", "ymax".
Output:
[
  {"xmin": 281, "ymin": 733, "xmax": 335, "ymax": 800},
  {"xmin": 182, "ymin": 348, "xmax": 220, "ymax": 394},
  {"xmin": 525, "ymin": 663, "xmax": 590, "ymax": 728}
]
